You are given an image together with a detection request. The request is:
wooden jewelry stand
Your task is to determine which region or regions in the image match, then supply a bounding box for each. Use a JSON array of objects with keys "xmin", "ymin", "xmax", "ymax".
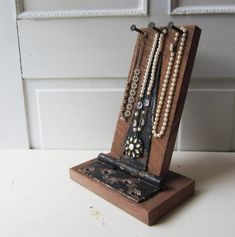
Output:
[{"xmin": 70, "ymin": 23, "xmax": 201, "ymax": 225}]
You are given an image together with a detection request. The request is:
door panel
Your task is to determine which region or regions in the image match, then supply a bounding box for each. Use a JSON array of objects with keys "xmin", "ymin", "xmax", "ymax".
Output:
[
  {"xmin": 0, "ymin": 1, "xmax": 28, "ymax": 148},
  {"xmin": 15, "ymin": 0, "xmax": 235, "ymax": 150}
]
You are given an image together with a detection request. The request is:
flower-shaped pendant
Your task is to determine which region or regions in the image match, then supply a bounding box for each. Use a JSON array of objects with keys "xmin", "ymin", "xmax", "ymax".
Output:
[{"xmin": 124, "ymin": 136, "xmax": 143, "ymax": 159}]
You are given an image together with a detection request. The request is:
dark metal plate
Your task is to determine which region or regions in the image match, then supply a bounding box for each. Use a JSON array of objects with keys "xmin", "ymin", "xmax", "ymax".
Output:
[
  {"xmin": 123, "ymin": 55, "xmax": 162, "ymax": 170},
  {"xmin": 78, "ymin": 159, "xmax": 160, "ymax": 203}
]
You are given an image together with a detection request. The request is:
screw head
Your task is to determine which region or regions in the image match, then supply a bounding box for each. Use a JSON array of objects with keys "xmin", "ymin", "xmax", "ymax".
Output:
[
  {"xmin": 148, "ymin": 22, "xmax": 155, "ymax": 29},
  {"xmin": 130, "ymin": 24, "xmax": 137, "ymax": 31},
  {"xmin": 168, "ymin": 21, "xmax": 174, "ymax": 28}
]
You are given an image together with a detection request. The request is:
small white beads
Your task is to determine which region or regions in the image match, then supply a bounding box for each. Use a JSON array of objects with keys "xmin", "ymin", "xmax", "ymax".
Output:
[
  {"xmin": 140, "ymin": 33, "xmax": 159, "ymax": 98},
  {"xmin": 147, "ymin": 33, "xmax": 165, "ymax": 96},
  {"xmin": 152, "ymin": 27, "xmax": 187, "ymax": 138}
]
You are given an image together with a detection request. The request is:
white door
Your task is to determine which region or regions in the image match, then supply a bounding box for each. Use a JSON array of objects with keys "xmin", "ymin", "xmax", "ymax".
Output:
[
  {"xmin": 0, "ymin": 1, "xmax": 28, "ymax": 148},
  {"xmin": 1, "ymin": 0, "xmax": 235, "ymax": 151}
]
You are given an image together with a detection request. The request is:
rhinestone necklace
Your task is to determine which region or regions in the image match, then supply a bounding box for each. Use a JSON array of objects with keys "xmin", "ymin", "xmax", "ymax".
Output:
[
  {"xmin": 133, "ymin": 31, "xmax": 166, "ymax": 133},
  {"xmin": 120, "ymin": 33, "xmax": 146, "ymax": 121},
  {"xmin": 124, "ymin": 30, "xmax": 166, "ymax": 159}
]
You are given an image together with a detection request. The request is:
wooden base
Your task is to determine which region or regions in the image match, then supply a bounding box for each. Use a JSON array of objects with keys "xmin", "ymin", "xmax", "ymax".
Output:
[{"xmin": 70, "ymin": 159, "xmax": 195, "ymax": 226}]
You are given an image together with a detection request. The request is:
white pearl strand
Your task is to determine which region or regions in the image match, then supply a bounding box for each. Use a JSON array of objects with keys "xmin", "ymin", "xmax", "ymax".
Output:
[
  {"xmin": 146, "ymin": 31, "xmax": 166, "ymax": 96},
  {"xmin": 152, "ymin": 38, "xmax": 178, "ymax": 138},
  {"xmin": 152, "ymin": 27, "xmax": 187, "ymax": 138},
  {"xmin": 134, "ymin": 31, "xmax": 166, "ymax": 133},
  {"xmin": 139, "ymin": 33, "xmax": 159, "ymax": 98}
]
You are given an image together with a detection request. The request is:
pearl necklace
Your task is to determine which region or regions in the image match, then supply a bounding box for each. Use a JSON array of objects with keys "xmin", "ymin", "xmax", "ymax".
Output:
[
  {"xmin": 132, "ymin": 32, "xmax": 160, "ymax": 133},
  {"xmin": 133, "ymin": 31, "xmax": 166, "ymax": 133},
  {"xmin": 152, "ymin": 27, "xmax": 187, "ymax": 138},
  {"xmin": 124, "ymin": 30, "xmax": 167, "ymax": 159},
  {"xmin": 146, "ymin": 32, "xmax": 166, "ymax": 96},
  {"xmin": 139, "ymin": 33, "xmax": 159, "ymax": 98}
]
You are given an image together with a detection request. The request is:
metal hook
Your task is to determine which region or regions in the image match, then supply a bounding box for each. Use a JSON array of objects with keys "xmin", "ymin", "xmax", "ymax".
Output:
[
  {"xmin": 168, "ymin": 21, "xmax": 183, "ymax": 34},
  {"xmin": 148, "ymin": 22, "xmax": 162, "ymax": 33},
  {"xmin": 130, "ymin": 24, "xmax": 146, "ymax": 36}
]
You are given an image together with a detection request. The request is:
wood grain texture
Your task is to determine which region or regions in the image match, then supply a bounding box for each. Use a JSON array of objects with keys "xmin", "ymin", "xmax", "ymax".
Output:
[
  {"xmin": 70, "ymin": 160, "xmax": 195, "ymax": 225},
  {"xmin": 111, "ymin": 25, "xmax": 201, "ymax": 177}
]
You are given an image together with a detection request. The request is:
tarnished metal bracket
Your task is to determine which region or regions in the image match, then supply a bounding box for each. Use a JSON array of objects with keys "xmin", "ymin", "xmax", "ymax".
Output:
[{"xmin": 78, "ymin": 153, "xmax": 163, "ymax": 203}]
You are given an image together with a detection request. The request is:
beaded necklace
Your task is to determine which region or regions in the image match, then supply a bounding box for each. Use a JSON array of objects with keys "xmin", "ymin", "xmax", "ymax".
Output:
[
  {"xmin": 124, "ymin": 30, "xmax": 167, "ymax": 159},
  {"xmin": 152, "ymin": 27, "xmax": 187, "ymax": 138},
  {"xmin": 120, "ymin": 33, "xmax": 146, "ymax": 121}
]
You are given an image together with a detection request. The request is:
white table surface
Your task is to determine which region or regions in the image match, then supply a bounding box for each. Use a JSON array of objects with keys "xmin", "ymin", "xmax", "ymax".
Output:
[{"xmin": 0, "ymin": 150, "xmax": 235, "ymax": 237}]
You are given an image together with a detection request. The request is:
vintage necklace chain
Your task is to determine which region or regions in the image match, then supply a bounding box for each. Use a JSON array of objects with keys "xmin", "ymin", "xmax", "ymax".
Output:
[
  {"xmin": 120, "ymin": 33, "xmax": 146, "ymax": 121},
  {"xmin": 132, "ymin": 32, "xmax": 160, "ymax": 133},
  {"xmin": 124, "ymin": 30, "xmax": 167, "ymax": 159},
  {"xmin": 152, "ymin": 27, "xmax": 187, "ymax": 138},
  {"xmin": 146, "ymin": 31, "xmax": 166, "ymax": 96},
  {"xmin": 139, "ymin": 32, "xmax": 159, "ymax": 98},
  {"xmin": 133, "ymin": 31, "xmax": 166, "ymax": 133}
]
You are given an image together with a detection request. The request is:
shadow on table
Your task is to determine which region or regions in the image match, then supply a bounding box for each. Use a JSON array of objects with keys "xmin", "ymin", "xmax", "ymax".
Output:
[{"xmin": 155, "ymin": 152, "xmax": 235, "ymax": 225}]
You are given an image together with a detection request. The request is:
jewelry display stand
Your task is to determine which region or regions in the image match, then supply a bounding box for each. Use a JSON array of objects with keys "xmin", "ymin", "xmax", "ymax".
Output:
[{"xmin": 70, "ymin": 22, "xmax": 201, "ymax": 225}]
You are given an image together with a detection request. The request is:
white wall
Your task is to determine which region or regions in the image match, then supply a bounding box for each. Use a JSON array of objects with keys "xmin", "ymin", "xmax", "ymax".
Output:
[
  {"xmin": 1, "ymin": 0, "xmax": 235, "ymax": 151},
  {"xmin": 0, "ymin": 1, "xmax": 28, "ymax": 148}
]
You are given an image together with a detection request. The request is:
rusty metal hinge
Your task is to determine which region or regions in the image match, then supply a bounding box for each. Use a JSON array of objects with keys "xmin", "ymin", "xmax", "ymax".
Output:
[{"xmin": 78, "ymin": 153, "xmax": 163, "ymax": 203}]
